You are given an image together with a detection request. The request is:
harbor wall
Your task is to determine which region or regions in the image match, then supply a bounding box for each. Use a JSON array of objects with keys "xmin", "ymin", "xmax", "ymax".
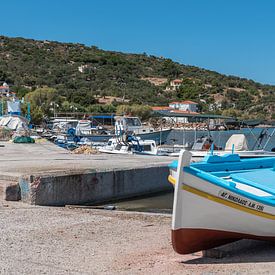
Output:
[{"xmin": 19, "ymin": 166, "xmax": 171, "ymax": 206}]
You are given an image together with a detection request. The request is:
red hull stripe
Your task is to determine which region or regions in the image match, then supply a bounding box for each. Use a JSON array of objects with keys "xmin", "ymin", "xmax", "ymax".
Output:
[{"xmin": 172, "ymin": 228, "xmax": 275, "ymax": 254}]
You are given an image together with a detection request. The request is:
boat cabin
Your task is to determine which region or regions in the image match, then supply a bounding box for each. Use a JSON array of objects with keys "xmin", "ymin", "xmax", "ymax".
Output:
[{"xmin": 115, "ymin": 116, "xmax": 155, "ymax": 135}]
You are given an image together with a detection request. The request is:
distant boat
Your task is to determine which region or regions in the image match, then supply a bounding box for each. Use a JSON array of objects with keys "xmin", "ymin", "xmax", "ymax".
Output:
[
  {"xmin": 168, "ymin": 150, "xmax": 275, "ymax": 254},
  {"xmin": 75, "ymin": 116, "xmax": 171, "ymax": 144},
  {"xmin": 51, "ymin": 118, "xmax": 79, "ymax": 133},
  {"xmin": 113, "ymin": 116, "xmax": 171, "ymax": 145},
  {"xmin": 99, "ymin": 136, "xmax": 159, "ymax": 155},
  {"xmin": 168, "ymin": 134, "xmax": 275, "ymax": 159},
  {"xmin": 75, "ymin": 119, "xmax": 111, "ymax": 136}
]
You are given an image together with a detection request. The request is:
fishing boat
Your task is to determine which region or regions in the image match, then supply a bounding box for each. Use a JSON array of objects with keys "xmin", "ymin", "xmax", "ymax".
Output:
[
  {"xmin": 75, "ymin": 119, "xmax": 111, "ymax": 137},
  {"xmin": 168, "ymin": 150, "xmax": 275, "ymax": 254},
  {"xmin": 49, "ymin": 116, "xmax": 171, "ymax": 144},
  {"xmin": 169, "ymin": 134, "xmax": 275, "ymax": 159},
  {"xmin": 114, "ymin": 116, "xmax": 171, "ymax": 145},
  {"xmin": 50, "ymin": 118, "xmax": 79, "ymax": 133},
  {"xmin": 99, "ymin": 136, "xmax": 159, "ymax": 155}
]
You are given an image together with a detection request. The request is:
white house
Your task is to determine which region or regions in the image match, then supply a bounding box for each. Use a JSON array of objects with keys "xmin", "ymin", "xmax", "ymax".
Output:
[
  {"xmin": 169, "ymin": 100, "xmax": 198, "ymax": 112},
  {"xmin": 165, "ymin": 79, "xmax": 183, "ymax": 91},
  {"xmin": 0, "ymin": 82, "xmax": 10, "ymax": 96},
  {"xmin": 170, "ymin": 79, "xmax": 182, "ymax": 90}
]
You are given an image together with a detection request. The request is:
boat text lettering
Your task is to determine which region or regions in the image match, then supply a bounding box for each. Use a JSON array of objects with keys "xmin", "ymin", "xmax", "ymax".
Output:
[{"xmin": 218, "ymin": 191, "xmax": 264, "ymax": 212}]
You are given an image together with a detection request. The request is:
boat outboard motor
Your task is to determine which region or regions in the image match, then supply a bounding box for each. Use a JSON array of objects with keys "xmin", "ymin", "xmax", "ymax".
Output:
[{"xmin": 127, "ymin": 135, "xmax": 143, "ymax": 152}]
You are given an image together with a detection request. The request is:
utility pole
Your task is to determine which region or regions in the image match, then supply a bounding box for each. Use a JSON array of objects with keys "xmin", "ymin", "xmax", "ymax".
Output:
[
  {"xmin": 50, "ymin": 102, "xmax": 59, "ymax": 117},
  {"xmin": 1, "ymin": 97, "xmax": 4, "ymax": 116}
]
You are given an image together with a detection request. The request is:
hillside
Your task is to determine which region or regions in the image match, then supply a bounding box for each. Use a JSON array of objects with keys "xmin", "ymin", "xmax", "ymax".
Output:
[{"xmin": 0, "ymin": 35, "xmax": 274, "ymax": 120}]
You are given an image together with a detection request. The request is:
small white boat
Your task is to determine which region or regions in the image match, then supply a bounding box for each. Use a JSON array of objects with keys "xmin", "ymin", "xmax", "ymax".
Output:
[
  {"xmin": 75, "ymin": 120, "xmax": 107, "ymax": 136},
  {"xmin": 168, "ymin": 150, "xmax": 275, "ymax": 254},
  {"xmin": 99, "ymin": 138, "xmax": 132, "ymax": 154},
  {"xmin": 169, "ymin": 134, "xmax": 275, "ymax": 159},
  {"xmin": 51, "ymin": 118, "xmax": 79, "ymax": 133},
  {"xmin": 77, "ymin": 137, "xmax": 93, "ymax": 146},
  {"xmin": 99, "ymin": 136, "xmax": 158, "ymax": 155}
]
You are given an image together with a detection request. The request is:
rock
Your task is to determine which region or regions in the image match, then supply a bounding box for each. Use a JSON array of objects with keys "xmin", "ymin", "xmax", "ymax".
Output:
[{"xmin": 0, "ymin": 180, "xmax": 21, "ymax": 201}]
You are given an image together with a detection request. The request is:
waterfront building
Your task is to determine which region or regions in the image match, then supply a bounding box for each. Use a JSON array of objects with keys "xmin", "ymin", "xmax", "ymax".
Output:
[{"xmin": 169, "ymin": 100, "xmax": 198, "ymax": 112}]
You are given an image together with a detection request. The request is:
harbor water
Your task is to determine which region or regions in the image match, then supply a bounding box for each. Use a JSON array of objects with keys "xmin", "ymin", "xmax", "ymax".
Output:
[{"xmin": 102, "ymin": 191, "xmax": 174, "ymax": 214}]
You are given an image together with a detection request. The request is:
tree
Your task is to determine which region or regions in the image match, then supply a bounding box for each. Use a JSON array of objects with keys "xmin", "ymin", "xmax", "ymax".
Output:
[
  {"xmin": 12, "ymin": 86, "xmax": 31, "ymax": 99},
  {"xmin": 160, "ymin": 59, "xmax": 181, "ymax": 78},
  {"xmin": 25, "ymin": 87, "xmax": 60, "ymax": 119},
  {"xmin": 30, "ymin": 106, "xmax": 44, "ymax": 125},
  {"xmin": 221, "ymin": 108, "xmax": 242, "ymax": 118},
  {"xmin": 116, "ymin": 104, "xmax": 152, "ymax": 120}
]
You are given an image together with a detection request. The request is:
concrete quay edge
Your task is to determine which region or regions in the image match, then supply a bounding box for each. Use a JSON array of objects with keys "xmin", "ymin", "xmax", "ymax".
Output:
[{"xmin": 18, "ymin": 164, "xmax": 171, "ymax": 206}]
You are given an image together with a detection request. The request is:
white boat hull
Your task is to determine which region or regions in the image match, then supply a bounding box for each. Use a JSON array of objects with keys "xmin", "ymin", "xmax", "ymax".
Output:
[
  {"xmin": 99, "ymin": 148, "xmax": 131, "ymax": 154},
  {"xmin": 171, "ymin": 151, "xmax": 275, "ymax": 254}
]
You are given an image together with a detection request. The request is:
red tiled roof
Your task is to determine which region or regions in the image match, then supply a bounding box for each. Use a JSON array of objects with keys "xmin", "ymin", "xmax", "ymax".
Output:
[{"xmin": 171, "ymin": 79, "xmax": 182, "ymax": 83}]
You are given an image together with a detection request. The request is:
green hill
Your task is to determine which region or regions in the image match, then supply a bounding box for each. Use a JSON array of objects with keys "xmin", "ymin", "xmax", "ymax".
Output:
[{"xmin": 0, "ymin": 35, "xmax": 274, "ymax": 121}]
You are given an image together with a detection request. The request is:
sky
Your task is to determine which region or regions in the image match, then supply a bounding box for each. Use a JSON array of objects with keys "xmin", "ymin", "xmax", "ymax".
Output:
[{"xmin": 1, "ymin": 0, "xmax": 275, "ymax": 84}]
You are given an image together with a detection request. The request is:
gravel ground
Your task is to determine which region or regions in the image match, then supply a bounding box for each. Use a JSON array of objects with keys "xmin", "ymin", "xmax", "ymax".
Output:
[{"xmin": 1, "ymin": 200, "xmax": 275, "ymax": 274}]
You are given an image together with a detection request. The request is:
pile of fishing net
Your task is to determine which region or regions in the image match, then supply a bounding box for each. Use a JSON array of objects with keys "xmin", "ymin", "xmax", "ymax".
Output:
[
  {"xmin": 72, "ymin": 145, "xmax": 99, "ymax": 155},
  {"xmin": 13, "ymin": 136, "xmax": 35, "ymax": 143},
  {"xmin": 12, "ymin": 127, "xmax": 35, "ymax": 143}
]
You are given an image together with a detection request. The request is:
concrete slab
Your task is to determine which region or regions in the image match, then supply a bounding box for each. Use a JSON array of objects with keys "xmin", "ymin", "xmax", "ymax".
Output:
[
  {"xmin": 0, "ymin": 141, "xmax": 174, "ymax": 174},
  {"xmin": 0, "ymin": 141, "xmax": 174, "ymax": 205}
]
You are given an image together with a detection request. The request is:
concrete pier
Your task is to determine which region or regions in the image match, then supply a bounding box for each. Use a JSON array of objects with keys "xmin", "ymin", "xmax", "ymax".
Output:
[{"xmin": 0, "ymin": 141, "xmax": 173, "ymax": 205}]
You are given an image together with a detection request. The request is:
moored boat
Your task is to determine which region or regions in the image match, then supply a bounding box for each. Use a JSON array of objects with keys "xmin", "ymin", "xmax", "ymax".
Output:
[
  {"xmin": 114, "ymin": 116, "xmax": 171, "ymax": 145},
  {"xmin": 99, "ymin": 136, "xmax": 159, "ymax": 155},
  {"xmin": 169, "ymin": 134, "xmax": 275, "ymax": 159},
  {"xmin": 168, "ymin": 150, "xmax": 275, "ymax": 254}
]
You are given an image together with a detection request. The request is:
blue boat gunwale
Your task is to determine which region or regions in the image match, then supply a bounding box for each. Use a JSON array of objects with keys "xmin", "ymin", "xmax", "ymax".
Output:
[{"xmin": 170, "ymin": 156, "xmax": 275, "ymax": 207}]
